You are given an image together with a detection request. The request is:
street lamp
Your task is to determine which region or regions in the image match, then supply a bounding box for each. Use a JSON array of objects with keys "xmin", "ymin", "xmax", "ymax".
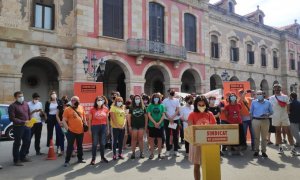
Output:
[
  {"xmin": 82, "ymin": 54, "xmax": 106, "ymax": 81},
  {"xmin": 221, "ymin": 70, "xmax": 230, "ymax": 81}
]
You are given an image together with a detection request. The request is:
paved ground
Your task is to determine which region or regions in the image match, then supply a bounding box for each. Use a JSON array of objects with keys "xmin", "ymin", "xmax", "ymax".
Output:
[{"xmin": 0, "ymin": 125, "xmax": 300, "ymax": 180}]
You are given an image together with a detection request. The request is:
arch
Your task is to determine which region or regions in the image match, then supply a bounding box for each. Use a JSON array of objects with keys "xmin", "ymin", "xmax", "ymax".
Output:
[
  {"xmin": 247, "ymin": 78, "xmax": 256, "ymax": 90},
  {"xmin": 180, "ymin": 68, "xmax": 202, "ymax": 93},
  {"xmin": 209, "ymin": 30, "xmax": 221, "ymax": 37},
  {"xmin": 142, "ymin": 61, "xmax": 172, "ymax": 83},
  {"xmin": 210, "ymin": 74, "xmax": 223, "ymax": 90},
  {"xmin": 230, "ymin": 76, "xmax": 239, "ymax": 81},
  {"xmin": 260, "ymin": 79, "xmax": 269, "ymax": 96},
  {"xmin": 144, "ymin": 66, "xmax": 170, "ymax": 95}
]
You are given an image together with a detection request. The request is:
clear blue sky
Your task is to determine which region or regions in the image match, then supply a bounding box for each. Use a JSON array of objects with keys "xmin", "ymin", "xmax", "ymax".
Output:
[{"xmin": 209, "ymin": 0, "xmax": 300, "ymax": 27}]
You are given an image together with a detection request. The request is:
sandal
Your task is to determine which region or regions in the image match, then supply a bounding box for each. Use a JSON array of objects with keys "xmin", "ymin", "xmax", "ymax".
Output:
[
  {"xmin": 140, "ymin": 152, "xmax": 145, "ymax": 159},
  {"xmin": 149, "ymin": 154, "xmax": 154, "ymax": 160}
]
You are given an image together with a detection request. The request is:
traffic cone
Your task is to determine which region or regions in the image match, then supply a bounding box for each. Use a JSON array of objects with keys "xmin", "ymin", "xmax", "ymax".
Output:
[{"xmin": 46, "ymin": 139, "xmax": 57, "ymax": 160}]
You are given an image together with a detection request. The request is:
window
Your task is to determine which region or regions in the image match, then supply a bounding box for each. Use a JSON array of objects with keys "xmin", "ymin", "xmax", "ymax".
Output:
[
  {"xmin": 149, "ymin": 2, "xmax": 164, "ymax": 43},
  {"xmin": 259, "ymin": 15, "xmax": 263, "ymax": 24},
  {"xmin": 211, "ymin": 35, "xmax": 219, "ymax": 58},
  {"xmin": 247, "ymin": 44, "xmax": 254, "ymax": 64},
  {"xmin": 273, "ymin": 51, "xmax": 278, "ymax": 69},
  {"xmin": 228, "ymin": 2, "xmax": 234, "ymax": 13},
  {"xmin": 230, "ymin": 40, "xmax": 239, "ymax": 62},
  {"xmin": 103, "ymin": 0, "xmax": 124, "ymax": 39},
  {"xmin": 290, "ymin": 53, "xmax": 296, "ymax": 70},
  {"xmin": 184, "ymin": 13, "xmax": 196, "ymax": 52},
  {"xmin": 33, "ymin": 0, "xmax": 54, "ymax": 30},
  {"xmin": 261, "ymin": 48, "xmax": 267, "ymax": 67}
]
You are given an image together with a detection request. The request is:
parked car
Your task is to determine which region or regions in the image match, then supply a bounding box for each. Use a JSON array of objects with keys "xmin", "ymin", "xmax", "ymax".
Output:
[{"xmin": 0, "ymin": 104, "xmax": 14, "ymax": 140}]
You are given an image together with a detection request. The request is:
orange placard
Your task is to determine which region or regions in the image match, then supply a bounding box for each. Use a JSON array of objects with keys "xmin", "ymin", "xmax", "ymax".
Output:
[
  {"xmin": 223, "ymin": 81, "xmax": 250, "ymax": 97},
  {"xmin": 74, "ymin": 82, "xmax": 103, "ymax": 150}
]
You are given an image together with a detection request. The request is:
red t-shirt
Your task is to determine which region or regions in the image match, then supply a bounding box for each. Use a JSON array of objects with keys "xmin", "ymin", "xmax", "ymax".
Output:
[
  {"xmin": 224, "ymin": 103, "xmax": 242, "ymax": 124},
  {"xmin": 89, "ymin": 107, "xmax": 109, "ymax": 125},
  {"xmin": 188, "ymin": 111, "xmax": 216, "ymax": 125}
]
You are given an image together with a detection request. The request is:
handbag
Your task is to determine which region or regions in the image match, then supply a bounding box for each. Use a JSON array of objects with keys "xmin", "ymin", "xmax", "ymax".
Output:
[
  {"xmin": 71, "ymin": 107, "xmax": 89, "ymax": 132},
  {"xmin": 275, "ymin": 96, "xmax": 287, "ymax": 108}
]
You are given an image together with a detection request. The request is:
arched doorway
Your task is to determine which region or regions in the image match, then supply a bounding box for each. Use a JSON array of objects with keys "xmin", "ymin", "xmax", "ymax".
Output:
[
  {"xmin": 102, "ymin": 61, "xmax": 126, "ymax": 99},
  {"xmin": 144, "ymin": 66, "xmax": 170, "ymax": 96},
  {"xmin": 210, "ymin": 74, "xmax": 223, "ymax": 90},
  {"xmin": 21, "ymin": 58, "xmax": 59, "ymax": 103},
  {"xmin": 181, "ymin": 69, "xmax": 201, "ymax": 93},
  {"xmin": 260, "ymin": 79, "xmax": 269, "ymax": 96},
  {"xmin": 230, "ymin": 76, "xmax": 239, "ymax": 81},
  {"xmin": 247, "ymin": 78, "xmax": 256, "ymax": 90}
]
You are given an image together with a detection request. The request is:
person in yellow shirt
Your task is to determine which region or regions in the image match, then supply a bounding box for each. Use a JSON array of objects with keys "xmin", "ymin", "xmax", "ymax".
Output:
[{"xmin": 110, "ymin": 96, "xmax": 126, "ymax": 160}]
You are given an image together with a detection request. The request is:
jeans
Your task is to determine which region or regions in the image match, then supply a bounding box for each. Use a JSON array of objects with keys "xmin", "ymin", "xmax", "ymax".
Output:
[
  {"xmin": 28, "ymin": 122, "xmax": 43, "ymax": 154},
  {"xmin": 242, "ymin": 120, "xmax": 255, "ymax": 147},
  {"xmin": 65, "ymin": 131, "xmax": 84, "ymax": 163},
  {"xmin": 164, "ymin": 119, "xmax": 179, "ymax": 152},
  {"xmin": 290, "ymin": 123, "xmax": 300, "ymax": 145},
  {"xmin": 91, "ymin": 125, "xmax": 107, "ymax": 160},
  {"xmin": 252, "ymin": 119, "xmax": 269, "ymax": 153},
  {"xmin": 55, "ymin": 123, "xmax": 65, "ymax": 151},
  {"xmin": 112, "ymin": 128, "xmax": 125, "ymax": 156},
  {"xmin": 13, "ymin": 126, "xmax": 31, "ymax": 163},
  {"xmin": 46, "ymin": 115, "xmax": 57, "ymax": 147}
]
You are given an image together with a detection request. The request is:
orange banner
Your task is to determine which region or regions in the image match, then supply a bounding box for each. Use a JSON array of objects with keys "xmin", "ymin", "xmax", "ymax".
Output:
[
  {"xmin": 223, "ymin": 81, "xmax": 250, "ymax": 96},
  {"xmin": 74, "ymin": 82, "xmax": 103, "ymax": 150}
]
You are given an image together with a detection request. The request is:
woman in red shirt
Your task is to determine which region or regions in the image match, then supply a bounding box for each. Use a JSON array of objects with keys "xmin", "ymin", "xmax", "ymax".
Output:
[
  {"xmin": 89, "ymin": 96, "xmax": 110, "ymax": 165},
  {"xmin": 224, "ymin": 93, "xmax": 246, "ymax": 155},
  {"xmin": 188, "ymin": 95, "xmax": 216, "ymax": 180}
]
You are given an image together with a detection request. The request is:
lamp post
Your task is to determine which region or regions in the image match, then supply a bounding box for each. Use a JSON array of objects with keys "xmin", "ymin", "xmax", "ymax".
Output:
[
  {"xmin": 221, "ymin": 70, "xmax": 230, "ymax": 81},
  {"xmin": 82, "ymin": 54, "xmax": 106, "ymax": 82}
]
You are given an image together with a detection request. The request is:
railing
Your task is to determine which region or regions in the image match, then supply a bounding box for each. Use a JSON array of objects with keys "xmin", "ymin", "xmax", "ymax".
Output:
[{"xmin": 127, "ymin": 38, "xmax": 187, "ymax": 60}]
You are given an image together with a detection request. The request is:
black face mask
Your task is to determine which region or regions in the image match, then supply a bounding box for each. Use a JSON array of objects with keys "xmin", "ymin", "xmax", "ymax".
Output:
[
  {"xmin": 112, "ymin": 96, "xmax": 116, "ymax": 100},
  {"xmin": 74, "ymin": 101, "xmax": 79, "ymax": 107},
  {"xmin": 188, "ymin": 101, "xmax": 193, "ymax": 105},
  {"xmin": 170, "ymin": 92, "xmax": 175, "ymax": 96}
]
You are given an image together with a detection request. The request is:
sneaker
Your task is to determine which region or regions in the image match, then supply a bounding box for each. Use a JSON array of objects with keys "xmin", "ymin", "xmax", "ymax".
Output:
[
  {"xmin": 267, "ymin": 141, "xmax": 273, "ymax": 145},
  {"xmin": 165, "ymin": 151, "xmax": 170, "ymax": 157},
  {"xmin": 21, "ymin": 157, "xmax": 32, "ymax": 162},
  {"xmin": 101, "ymin": 157, "xmax": 109, "ymax": 163},
  {"xmin": 283, "ymin": 139, "xmax": 287, "ymax": 144},
  {"xmin": 158, "ymin": 154, "xmax": 165, "ymax": 159},
  {"xmin": 57, "ymin": 149, "xmax": 62, "ymax": 155},
  {"xmin": 113, "ymin": 155, "xmax": 117, "ymax": 160},
  {"xmin": 174, "ymin": 151, "xmax": 179, "ymax": 157},
  {"xmin": 140, "ymin": 152, "xmax": 145, "ymax": 159},
  {"xmin": 291, "ymin": 148, "xmax": 298, "ymax": 156},
  {"xmin": 118, "ymin": 154, "xmax": 124, "ymax": 160},
  {"xmin": 63, "ymin": 162, "xmax": 70, "ymax": 167},
  {"xmin": 77, "ymin": 159, "xmax": 86, "ymax": 163},
  {"xmin": 278, "ymin": 146, "xmax": 284, "ymax": 154},
  {"xmin": 130, "ymin": 153, "xmax": 135, "ymax": 159},
  {"xmin": 149, "ymin": 154, "xmax": 154, "ymax": 160},
  {"xmin": 253, "ymin": 152, "xmax": 259, "ymax": 157},
  {"xmin": 36, "ymin": 152, "xmax": 44, "ymax": 156},
  {"xmin": 14, "ymin": 161, "xmax": 24, "ymax": 166},
  {"xmin": 90, "ymin": 160, "xmax": 95, "ymax": 165},
  {"xmin": 262, "ymin": 153, "xmax": 268, "ymax": 158}
]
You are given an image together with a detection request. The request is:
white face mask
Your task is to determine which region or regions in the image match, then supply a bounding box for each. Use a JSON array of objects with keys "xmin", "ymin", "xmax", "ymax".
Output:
[
  {"xmin": 154, "ymin": 98, "xmax": 159, "ymax": 104},
  {"xmin": 198, "ymin": 106, "xmax": 206, "ymax": 112},
  {"xmin": 116, "ymin": 102, "xmax": 123, "ymax": 107},
  {"xmin": 97, "ymin": 100, "xmax": 104, "ymax": 106},
  {"xmin": 135, "ymin": 99, "xmax": 141, "ymax": 105},
  {"xmin": 209, "ymin": 100, "xmax": 215, "ymax": 105},
  {"xmin": 33, "ymin": 99, "xmax": 39, "ymax": 104},
  {"xmin": 51, "ymin": 94, "xmax": 57, "ymax": 99},
  {"xmin": 17, "ymin": 96, "xmax": 24, "ymax": 104}
]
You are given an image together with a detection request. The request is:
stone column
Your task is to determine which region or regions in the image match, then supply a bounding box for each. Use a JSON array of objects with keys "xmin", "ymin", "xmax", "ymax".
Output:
[
  {"xmin": 0, "ymin": 73, "xmax": 22, "ymax": 103},
  {"xmin": 124, "ymin": 78, "xmax": 146, "ymax": 99},
  {"xmin": 58, "ymin": 77, "xmax": 73, "ymax": 98}
]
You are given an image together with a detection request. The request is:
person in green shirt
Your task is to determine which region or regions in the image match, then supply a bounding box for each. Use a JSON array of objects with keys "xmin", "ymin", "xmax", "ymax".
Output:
[{"xmin": 147, "ymin": 93, "xmax": 166, "ymax": 159}]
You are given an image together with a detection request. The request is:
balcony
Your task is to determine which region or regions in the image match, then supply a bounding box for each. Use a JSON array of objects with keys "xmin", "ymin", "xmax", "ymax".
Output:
[{"xmin": 126, "ymin": 38, "xmax": 187, "ymax": 61}]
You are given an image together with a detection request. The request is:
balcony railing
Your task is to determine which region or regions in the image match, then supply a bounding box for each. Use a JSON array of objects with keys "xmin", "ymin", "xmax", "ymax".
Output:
[{"xmin": 127, "ymin": 38, "xmax": 187, "ymax": 61}]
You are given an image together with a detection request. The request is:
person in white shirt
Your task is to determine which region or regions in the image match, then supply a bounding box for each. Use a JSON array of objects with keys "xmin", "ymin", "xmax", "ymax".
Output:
[
  {"xmin": 269, "ymin": 84, "xmax": 298, "ymax": 155},
  {"xmin": 27, "ymin": 93, "xmax": 45, "ymax": 155},
  {"xmin": 179, "ymin": 95, "xmax": 194, "ymax": 155},
  {"xmin": 162, "ymin": 89, "xmax": 181, "ymax": 157}
]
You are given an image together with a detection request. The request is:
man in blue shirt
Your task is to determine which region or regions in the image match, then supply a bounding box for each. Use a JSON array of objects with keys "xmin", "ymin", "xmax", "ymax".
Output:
[{"xmin": 250, "ymin": 90, "xmax": 273, "ymax": 158}]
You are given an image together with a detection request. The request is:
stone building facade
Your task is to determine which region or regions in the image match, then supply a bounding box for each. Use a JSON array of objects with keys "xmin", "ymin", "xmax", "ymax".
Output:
[{"xmin": 0, "ymin": 0, "xmax": 299, "ymax": 103}]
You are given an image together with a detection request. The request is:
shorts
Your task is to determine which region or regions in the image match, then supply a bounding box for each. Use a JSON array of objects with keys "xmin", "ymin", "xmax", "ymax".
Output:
[
  {"xmin": 148, "ymin": 127, "xmax": 164, "ymax": 138},
  {"xmin": 272, "ymin": 118, "xmax": 290, "ymax": 127},
  {"xmin": 132, "ymin": 127, "xmax": 144, "ymax": 131}
]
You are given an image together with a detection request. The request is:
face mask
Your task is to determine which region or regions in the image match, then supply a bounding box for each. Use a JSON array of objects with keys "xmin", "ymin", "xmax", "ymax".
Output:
[
  {"xmin": 198, "ymin": 106, "xmax": 206, "ymax": 112},
  {"xmin": 97, "ymin": 100, "xmax": 104, "ymax": 106},
  {"xmin": 17, "ymin": 96, "xmax": 24, "ymax": 104},
  {"xmin": 230, "ymin": 96, "xmax": 236, "ymax": 102},
  {"xmin": 33, "ymin": 99, "xmax": 39, "ymax": 104},
  {"xmin": 209, "ymin": 100, "xmax": 215, "ymax": 104},
  {"xmin": 143, "ymin": 100, "xmax": 148, "ymax": 104},
  {"xmin": 154, "ymin": 98, "xmax": 159, "ymax": 104},
  {"xmin": 117, "ymin": 102, "xmax": 123, "ymax": 107},
  {"xmin": 73, "ymin": 101, "xmax": 79, "ymax": 107},
  {"xmin": 112, "ymin": 96, "xmax": 116, "ymax": 100},
  {"xmin": 135, "ymin": 99, "xmax": 141, "ymax": 105},
  {"xmin": 257, "ymin": 95, "xmax": 264, "ymax": 101},
  {"xmin": 51, "ymin": 94, "xmax": 57, "ymax": 99},
  {"xmin": 170, "ymin": 92, "xmax": 175, "ymax": 96},
  {"xmin": 188, "ymin": 101, "xmax": 193, "ymax": 105}
]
